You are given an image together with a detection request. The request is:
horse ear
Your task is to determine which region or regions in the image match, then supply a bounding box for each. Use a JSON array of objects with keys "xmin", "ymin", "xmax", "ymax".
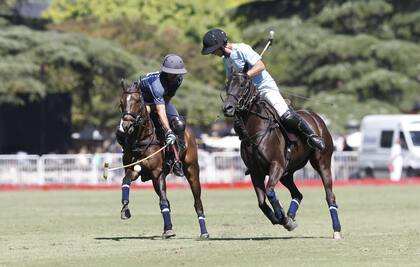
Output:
[{"xmin": 120, "ymin": 79, "xmax": 127, "ymax": 91}]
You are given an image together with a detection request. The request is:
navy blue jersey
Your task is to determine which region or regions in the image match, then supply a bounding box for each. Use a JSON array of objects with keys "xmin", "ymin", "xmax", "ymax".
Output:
[{"xmin": 139, "ymin": 71, "xmax": 183, "ymax": 105}]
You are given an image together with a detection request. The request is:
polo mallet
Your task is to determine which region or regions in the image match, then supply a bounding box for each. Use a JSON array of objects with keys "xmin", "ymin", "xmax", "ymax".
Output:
[
  {"xmin": 258, "ymin": 30, "xmax": 334, "ymax": 107},
  {"xmin": 260, "ymin": 30, "xmax": 274, "ymax": 57}
]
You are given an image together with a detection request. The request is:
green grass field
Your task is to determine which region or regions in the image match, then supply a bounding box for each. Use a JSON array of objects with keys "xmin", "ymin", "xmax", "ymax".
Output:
[{"xmin": 1, "ymin": 185, "xmax": 420, "ymax": 267}]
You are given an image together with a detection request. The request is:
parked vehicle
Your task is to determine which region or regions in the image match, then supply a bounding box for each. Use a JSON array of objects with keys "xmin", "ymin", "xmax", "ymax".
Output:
[{"xmin": 358, "ymin": 115, "xmax": 420, "ymax": 178}]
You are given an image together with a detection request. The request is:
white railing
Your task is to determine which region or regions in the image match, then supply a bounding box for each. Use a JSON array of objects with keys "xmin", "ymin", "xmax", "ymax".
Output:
[{"xmin": 0, "ymin": 151, "xmax": 359, "ymax": 185}]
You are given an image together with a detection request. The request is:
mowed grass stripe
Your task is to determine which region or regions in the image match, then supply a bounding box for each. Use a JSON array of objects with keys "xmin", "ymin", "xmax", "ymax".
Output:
[{"xmin": 0, "ymin": 186, "xmax": 419, "ymax": 267}]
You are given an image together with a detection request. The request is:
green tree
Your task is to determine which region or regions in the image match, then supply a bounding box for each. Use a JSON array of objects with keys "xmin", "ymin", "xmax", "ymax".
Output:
[
  {"xmin": 44, "ymin": 0, "xmax": 240, "ymax": 42},
  {"xmin": 0, "ymin": 25, "xmax": 222, "ymax": 130},
  {"xmin": 239, "ymin": 1, "xmax": 420, "ymax": 132}
]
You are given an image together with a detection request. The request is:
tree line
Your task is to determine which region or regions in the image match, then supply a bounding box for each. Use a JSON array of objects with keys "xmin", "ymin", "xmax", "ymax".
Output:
[{"xmin": 1, "ymin": 0, "xmax": 419, "ymax": 133}]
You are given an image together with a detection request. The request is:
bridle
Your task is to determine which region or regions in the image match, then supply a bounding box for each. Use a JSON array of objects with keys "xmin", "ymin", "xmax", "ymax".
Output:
[
  {"xmin": 121, "ymin": 86, "xmax": 147, "ymax": 135},
  {"xmin": 225, "ymin": 73, "xmax": 258, "ymax": 114}
]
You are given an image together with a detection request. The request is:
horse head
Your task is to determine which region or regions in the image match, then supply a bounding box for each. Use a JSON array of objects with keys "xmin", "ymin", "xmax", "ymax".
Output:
[
  {"xmin": 120, "ymin": 79, "xmax": 146, "ymax": 135},
  {"xmin": 222, "ymin": 67, "xmax": 255, "ymax": 117}
]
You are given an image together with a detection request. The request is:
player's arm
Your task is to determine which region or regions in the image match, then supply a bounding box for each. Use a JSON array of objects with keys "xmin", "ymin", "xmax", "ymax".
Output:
[
  {"xmin": 155, "ymin": 104, "xmax": 171, "ymax": 133},
  {"xmin": 247, "ymin": 60, "xmax": 265, "ymax": 78},
  {"xmin": 242, "ymin": 44, "xmax": 265, "ymax": 78}
]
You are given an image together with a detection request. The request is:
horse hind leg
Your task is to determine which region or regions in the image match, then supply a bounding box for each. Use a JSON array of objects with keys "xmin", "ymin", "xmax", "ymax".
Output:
[
  {"xmin": 184, "ymin": 161, "xmax": 209, "ymax": 239},
  {"xmin": 310, "ymin": 156, "xmax": 342, "ymax": 239},
  {"xmin": 280, "ymin": 172, "xmax": 303, "ymax": 221}
]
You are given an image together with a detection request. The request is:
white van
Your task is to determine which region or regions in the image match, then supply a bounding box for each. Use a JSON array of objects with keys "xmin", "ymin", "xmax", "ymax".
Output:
[{"xmin": 358, "ymin": 114, "xmax": 420, "ymax": 178}]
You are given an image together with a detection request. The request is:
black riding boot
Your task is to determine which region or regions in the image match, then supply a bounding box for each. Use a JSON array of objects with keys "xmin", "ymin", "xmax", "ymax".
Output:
[
  {"xmin": 172, "ymin": 160, "xmax": 184, "ymax": 177},
  {"xmin": 280, "ymin": 109, "xmax": 325, "ymax": 151}
]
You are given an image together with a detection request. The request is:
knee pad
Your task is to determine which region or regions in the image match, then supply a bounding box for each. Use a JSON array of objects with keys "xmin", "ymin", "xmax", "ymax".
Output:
[{"xmin": 171, "ymin": 117, "xmax": 186, "ymax": 135}]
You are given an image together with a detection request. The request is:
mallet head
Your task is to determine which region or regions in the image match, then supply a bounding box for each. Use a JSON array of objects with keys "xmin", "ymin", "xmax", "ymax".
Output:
[{"xmin": 103, "ymin": 162, "xmax": 109, "ymax": 180}]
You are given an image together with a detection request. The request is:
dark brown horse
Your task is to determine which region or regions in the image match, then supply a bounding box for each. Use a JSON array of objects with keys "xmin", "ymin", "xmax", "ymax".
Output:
[
  {"xmin": 222, "ymin": 71, "xmax": 342, "ymax": 239},
  {"xmin": 118, "ymin": 80, "xmax": 209, "ymax": 239}
]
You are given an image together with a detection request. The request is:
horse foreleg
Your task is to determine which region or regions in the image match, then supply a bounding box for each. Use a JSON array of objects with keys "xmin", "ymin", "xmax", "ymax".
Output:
[
  {"xmin": 265, "ymin": 165, "xmax": 287, "ymax": 224},
  {"xmin": 251, "ymin": 173, "xmax": 280, "ymax": 225},
  {"xmin": 280, "ymin": 173, "xmax": 303, "ymax": 220},
  {"xmin": 266, "ymin": 165, "xmax": 297, "ymax": 231},
  {"xmin": 310, "ymin": 156, "xmax": 342, "ymax": 239},
  {"xmin": 120, "ymin": 170, "xmax": 136, "ymax": 220},
  {"xmin": 152, "ymin": 172, "xmax": 175, "ymax": 238},
  {"xmin": 185, "ymin": 162, "xmax": 209, "ymax": 238}
]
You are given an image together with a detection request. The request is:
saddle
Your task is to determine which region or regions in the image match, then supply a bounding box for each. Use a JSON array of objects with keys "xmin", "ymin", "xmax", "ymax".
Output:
[
  {"xmin": 234, "ymin": 98, "xmax": 298, "ymax": 166},
  {"xmin": 265, "ymin": 100, "xmax": 299, "ymax": 162}
]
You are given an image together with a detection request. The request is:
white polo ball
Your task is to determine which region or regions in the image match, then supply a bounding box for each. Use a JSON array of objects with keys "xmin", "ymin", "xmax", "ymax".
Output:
[{"xmin": 133, "ymin": 164, "xmax": 141, "ymax": 172}]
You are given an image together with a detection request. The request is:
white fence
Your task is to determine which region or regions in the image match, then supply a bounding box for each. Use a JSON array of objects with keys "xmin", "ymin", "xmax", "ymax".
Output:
[{"xmin": 0, "ymin": 150, "xmax": 359, "ymax": 185}]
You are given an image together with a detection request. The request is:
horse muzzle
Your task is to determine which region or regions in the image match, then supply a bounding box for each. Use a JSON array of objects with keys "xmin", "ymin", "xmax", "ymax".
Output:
[
  {"xmin": 122, "ymin": 120, "xmax": 135, "ymax": 134},
  {"xmin": 223, "ymin": 103, "xmax": 235, "ymax": 117}
]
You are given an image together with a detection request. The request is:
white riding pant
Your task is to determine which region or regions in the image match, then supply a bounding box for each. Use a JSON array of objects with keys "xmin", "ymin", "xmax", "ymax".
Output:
[{"xmin": 259, "ymin": 88, "xmax": 289, "ymax": 117}]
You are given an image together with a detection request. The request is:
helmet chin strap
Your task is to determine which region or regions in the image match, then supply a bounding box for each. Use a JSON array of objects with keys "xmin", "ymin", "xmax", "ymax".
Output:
[{"xmin": 221, "ymin": 45, "xmax": 230, "ymax": 58}]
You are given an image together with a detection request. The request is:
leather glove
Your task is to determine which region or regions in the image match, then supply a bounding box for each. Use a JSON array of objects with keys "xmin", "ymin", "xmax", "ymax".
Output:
[{"xmin": 165, "ymin": 130, "xmax": 176, "ymax": 145}]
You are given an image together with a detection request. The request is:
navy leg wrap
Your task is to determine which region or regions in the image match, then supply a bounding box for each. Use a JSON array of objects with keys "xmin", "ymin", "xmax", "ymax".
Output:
[
  {"xmin": 329, "ymin": 204, "xmax": 341, "ymax": 232},
  {"xmin": 121, "ymin": 182, "xmax": 131, "ymax": 204},
  {"xmin": 287, "ymin": 198, "xmax": 301, "ymax": 218},
  {"xmin": 160, "ymin": 204, "xmax": 172, "ymax": 231},
  {"xmin": 267, "ymin": 191, "xmax": 284, "ymax": 222},
  {"xmin": 198, "ymin": 215, "xmax": 208, "ymax": 235}
]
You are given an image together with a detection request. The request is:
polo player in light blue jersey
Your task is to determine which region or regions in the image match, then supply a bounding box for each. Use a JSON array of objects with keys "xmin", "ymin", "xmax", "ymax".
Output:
[{"xmin": 201, "ymin": 28, "xmax": 325, "ymax": 151}]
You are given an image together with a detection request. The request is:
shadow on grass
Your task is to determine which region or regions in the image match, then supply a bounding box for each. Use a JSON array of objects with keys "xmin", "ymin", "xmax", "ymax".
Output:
[
  {"xmin": 95, "ymin": 235, "xmax": 328, "ymax": 241},
  {"xmin": 95, "ymin": 236, "xmax": 162, "ymax": 241},
  {"xmin": 207, "ymin": 236, "xmax": 329, "ymax": 241}
]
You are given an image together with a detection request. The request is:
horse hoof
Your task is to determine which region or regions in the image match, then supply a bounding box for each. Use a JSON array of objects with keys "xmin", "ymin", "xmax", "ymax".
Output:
[
  {"xmin": 162, "ymin": 229, "xmax": 176, "ymax": 239},
  {"xmin": 200, "ymin": 233, "xmax": 210, "ymax": 239},
  {"xmin": 333, "ymin": 231, "xmax": 342, "ymax": 240},
  {"xmin": 283, "ymin": 217, "xmax": 298, "ymax": 232},
  {"xmin": 120, "ymin": 206, "xmax": 131, "ymax": 220}
]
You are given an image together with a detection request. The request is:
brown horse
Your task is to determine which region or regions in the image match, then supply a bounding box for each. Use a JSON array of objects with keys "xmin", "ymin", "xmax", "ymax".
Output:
[
  {"xmin": 222, "ymin": 71, "xmax": 342, "ymax": 239},
  {"xmin": 118, "ymin": 80, "xmax": 209, "ymax": 239}
]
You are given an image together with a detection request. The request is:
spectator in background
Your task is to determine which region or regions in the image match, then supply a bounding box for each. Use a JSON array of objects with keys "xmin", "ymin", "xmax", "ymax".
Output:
[
  {"xmin": 388, "ymin": 136, "xmax": 403, "ymax": 181},
  {"xmin": 343, "ymin": 138, "xmax": 353, "ymax": 151}
]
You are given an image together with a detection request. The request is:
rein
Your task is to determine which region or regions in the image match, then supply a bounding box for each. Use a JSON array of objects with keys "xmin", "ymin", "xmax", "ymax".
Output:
[{"xmin": 103, "ymin": 143, "xmax": 169, "ymax": 178}]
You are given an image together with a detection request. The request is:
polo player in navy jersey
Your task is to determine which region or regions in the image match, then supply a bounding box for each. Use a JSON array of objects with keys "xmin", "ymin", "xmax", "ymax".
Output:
[{"xmin": 117, "ymin": 54, "xmax": 187, "ymax": 176}]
